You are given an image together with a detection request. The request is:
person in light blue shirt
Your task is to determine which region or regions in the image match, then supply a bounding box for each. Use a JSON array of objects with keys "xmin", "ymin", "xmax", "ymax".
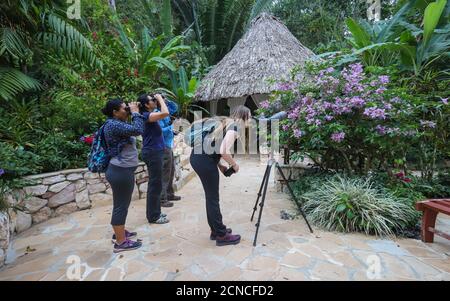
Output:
[{"xmin": 158, "ymin": 99, "xmax": 182, "ymax": 207}]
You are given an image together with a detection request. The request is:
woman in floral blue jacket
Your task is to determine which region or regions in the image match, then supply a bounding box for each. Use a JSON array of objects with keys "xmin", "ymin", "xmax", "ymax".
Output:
[{"xmin": 102, "ymin": 99, "xmax": 144, "ymax": 253}]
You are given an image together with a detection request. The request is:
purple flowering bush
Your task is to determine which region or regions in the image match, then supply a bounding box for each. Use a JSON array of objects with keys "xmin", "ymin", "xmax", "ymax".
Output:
[{"xmin": 259, "ymin": 61, "xmax": 449, "ymax": 175}]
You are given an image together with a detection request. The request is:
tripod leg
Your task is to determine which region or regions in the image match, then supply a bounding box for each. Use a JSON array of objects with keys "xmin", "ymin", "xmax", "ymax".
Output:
[
  {"xmin": 251, "ymin": 163, "xmax": 272, "ymax": 222},
  {"xmin": 275, "ymin": 163, "xmax": 313, "ymax": 233},
  {"xmin": 253, "ymin": 164, "xmax": 272, "ymax": 246}
]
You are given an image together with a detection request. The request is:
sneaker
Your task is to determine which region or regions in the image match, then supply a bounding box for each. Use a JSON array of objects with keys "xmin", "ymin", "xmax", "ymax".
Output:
[
  {"xmin": 149, "ymin": 215, "xmax": 170, "ymax": 224},
  {"xmin": 167, "ymin": 195, "xmax": 181, "ymax": 201},
  {"xmin": 112, "ymin": 230, "xmax": 137, "ymax": 242},
  {"xmin": 216, "ymin": 233, "xmax": 241, "ymax": 246},
  {"xmin": 161, "ymin": 200, "xmax": 174, "ymax": 207},
  {"xmin": 113, "ymin": 239, "xmax": 142, "ymax": 253},
  {"xmin": 210, "ymin": 228, "xmax": 232, "ymax": 240}
]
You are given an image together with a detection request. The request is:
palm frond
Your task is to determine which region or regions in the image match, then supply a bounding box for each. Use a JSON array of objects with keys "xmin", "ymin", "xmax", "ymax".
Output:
[
  {"xmin": 38, "ymin": 14, "xmax": 102, "ymax": 69},
  {"xmin": 0, "ymin": 27, "xmax": 30, "ymax": 60},
  {"xmin": 0, "ymin": 67, "xmax": 41, "ymax": 101}
]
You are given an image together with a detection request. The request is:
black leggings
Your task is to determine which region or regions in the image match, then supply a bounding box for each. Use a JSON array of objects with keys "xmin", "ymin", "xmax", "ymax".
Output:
[
  {"xmin": 106, "ymin": 164, "xmax": 137, "ymax": 226},
  {"xmin": 190, "ymin": 152, "xmax": 227, "ymax": 236}
]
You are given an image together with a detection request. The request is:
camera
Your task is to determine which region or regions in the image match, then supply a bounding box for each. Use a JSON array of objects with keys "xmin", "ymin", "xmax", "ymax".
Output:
[{"xmin": 224, "ymin": 166, "xmax": 236, "ymax": 177}]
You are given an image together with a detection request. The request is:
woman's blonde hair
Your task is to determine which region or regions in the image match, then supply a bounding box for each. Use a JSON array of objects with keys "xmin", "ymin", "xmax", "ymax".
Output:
[{"xmin": 230, "ymin": 105, "xmax": 251, "ymax": 121}]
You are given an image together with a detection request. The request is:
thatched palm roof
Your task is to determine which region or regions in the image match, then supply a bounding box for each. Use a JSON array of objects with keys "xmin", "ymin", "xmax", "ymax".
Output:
[{"xmin": 195, "ymin": 13, "xmax": 317, "ymax": 102}]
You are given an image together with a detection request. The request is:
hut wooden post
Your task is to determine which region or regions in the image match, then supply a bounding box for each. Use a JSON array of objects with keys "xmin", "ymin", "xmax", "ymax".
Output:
[{"xmin": 209, "ymin": 100, "xmax": 219, "ymax": 116}]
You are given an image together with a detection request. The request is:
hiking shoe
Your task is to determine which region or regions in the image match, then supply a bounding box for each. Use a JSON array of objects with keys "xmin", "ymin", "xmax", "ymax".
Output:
[
  {"xmin": 167, "ymin": 195, "xmax": 181, "ymax": 201},
  {"xmin": 161, "ymin": 200, "xmax": 174, "ymax": 207},
  {"xmin": 210, "ymin": 228, "xmax": 232, "ymax": 240},
  {"xmin": 111, "ymin": 230, "xmax": 137, "ymax": 243},
  {"xmin": 113, "ymin": 239, "xmax": 142, "ymax": 253},
  {"xmin": 216, "ymin": 233, "xmax": 241, "ymax": 246},
  {"xmin": 149, "ymin": 215, "xmax": 170, "ymax": 224}
]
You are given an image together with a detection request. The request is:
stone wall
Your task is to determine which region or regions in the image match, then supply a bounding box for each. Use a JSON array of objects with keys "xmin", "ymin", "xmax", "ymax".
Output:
[
  {"xmin": 0, "ymin": 149, "xmax": 193, "ymax": 268},
  {"xmin": 274, "ymin": 161, "xmax": 313, "ymax": 193}
]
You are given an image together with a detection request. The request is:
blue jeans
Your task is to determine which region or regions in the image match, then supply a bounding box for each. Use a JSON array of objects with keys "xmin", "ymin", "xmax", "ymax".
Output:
[{"xmin": 142, "ymin": 149, "xmax": 164, "ymax": 222}]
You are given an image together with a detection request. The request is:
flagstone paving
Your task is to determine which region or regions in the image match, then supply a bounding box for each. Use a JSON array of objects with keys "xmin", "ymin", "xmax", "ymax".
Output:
[{"xmin": 0, "ymin": 158, "xmax": 449, "ymax": 281}]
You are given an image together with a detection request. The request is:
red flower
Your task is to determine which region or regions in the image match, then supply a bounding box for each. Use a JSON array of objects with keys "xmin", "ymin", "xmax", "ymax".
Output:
[
  {"xmin": 134, "ymin": 68, "xmax": 139, "ymax": 77},
  {"xmin": 84, "ymin": 135, "xmax": 94, "ymax": 145},
  {"xmin": 92, "ymin": 31, "xmax": 98, "ymax": 41},
  {"xmin": 402, "ymin": 177, "xmax": 412, "ymax": 183},
  {"xmin": 395, "ymin": 172, "xmax": 405, "ymax": 178}
]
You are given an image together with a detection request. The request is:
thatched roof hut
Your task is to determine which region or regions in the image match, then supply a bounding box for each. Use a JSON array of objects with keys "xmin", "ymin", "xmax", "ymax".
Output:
[{"xmin": 195, "ymin": 13, "xmax": 317, "ymax": 114}]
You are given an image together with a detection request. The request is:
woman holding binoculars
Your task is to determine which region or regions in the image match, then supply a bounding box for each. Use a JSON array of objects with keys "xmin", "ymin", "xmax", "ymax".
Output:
[
  {"xmin": 138, "ymin": 93, "xmax": 172, "ymax": 224},
  {"xmin": 102, "ymin": 99, "xmax": 144, "ymax": 253}
]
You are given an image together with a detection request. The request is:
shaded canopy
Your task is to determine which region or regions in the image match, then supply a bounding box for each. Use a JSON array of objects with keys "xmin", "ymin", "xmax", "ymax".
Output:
[{"xmin": 195, "ymin": 13, "xmax": 317, "ymax": 102}]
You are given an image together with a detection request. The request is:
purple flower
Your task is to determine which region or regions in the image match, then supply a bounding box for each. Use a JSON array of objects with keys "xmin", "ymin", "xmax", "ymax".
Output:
[
  {"xmin": 440, "ymin": 97, "xmax": 448, "ymax": 105},
  {"xmin": 375, "ymin": 87, "xmax": 386, "ymax": 94},
  {"xmin": 288, "ymin": 107, "xmax": 300, "ymax": 120},
  {"xmin": 341, "ymin": 63, "xmax": 365, "ymax": 94},
  {"xmin": 324, "ymin": 115, "xmax": 334, "ymax": 121},
  {"xmin": 331, "ymin": 132, "xmax": 345, "ymax": 143},
  {"xmin": 350, "ymin": 63, "xmax": 363, "ymax": 74},
  {"xmin": 383, "ymin": 103, "xmax": 392, "ymax": 110},
  {"xmin": 282, "ymin": 125, "xmax": 289, "ymax": 131},
  {"xmin": 349, "ymin": 96, "xmax": 365, "ymax": 108},
  {"xmin": 260, "ymin": 100, "xmax": 270, "ymax": 109},
  {"xmin": 379, "ymin": 75, "xmax": 390, "ymax": 84},
  {"xmin": 375, "ymin": 125, "xmax": 387, "ymax": 135},
  {"xmin": 293, "ymin": 129, "xmax": 304, "ymax": 138},
  {"xmin": 277, "ymin": 82, "xmax": 295, "ymax": 91},
  {"xmin": 390, "ymin": 97, "xmax": 401, "ymax": 103},
  {"xmin": 325, "ymin": 67, "xmax": 335, "ymax": 73},
  {"xmin": 0, "ymin": 169, "xmax": 4, "ymax": 177},
  {"xmin": 420, "ymin": 120, "xmax": 436, "ymax": 128},
  {"xmin": 364, "ymin": 107, "xmax": 387, "ymax": 119}
]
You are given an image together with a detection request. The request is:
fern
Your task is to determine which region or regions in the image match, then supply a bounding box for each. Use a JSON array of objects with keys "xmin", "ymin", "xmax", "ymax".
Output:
[
  {"xmin": 0, "ymin": 67, "xmax": 41, "ymax": 101},
  {"xmin": 0, "ymin": 27, "xmax": 30, "ymax": 60}
]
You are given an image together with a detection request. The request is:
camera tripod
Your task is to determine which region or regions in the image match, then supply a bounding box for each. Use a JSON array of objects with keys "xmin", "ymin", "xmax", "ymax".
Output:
[{"xmin": 250, "ymin": 157, "xmax": 313, "ymax": 246}]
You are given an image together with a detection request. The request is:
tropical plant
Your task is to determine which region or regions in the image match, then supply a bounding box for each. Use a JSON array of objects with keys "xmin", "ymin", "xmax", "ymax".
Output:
[
  {"xmin": 156, "ymin": 66, "xmax": 208, "ymax": 118},
  {"xmin": 112, "ymin": 15, "xmax": 190, "ymax": 82},
  {"xmin": 297, "ymin": 175, "xmax": 418, "ymax": 236},
  {"xmin": 340, "ymin": 0, "xmax": 450, "ymax": 79},
  {"xmin": 0, "ymin": 0, "xmax": 101, "ymax": 101}
]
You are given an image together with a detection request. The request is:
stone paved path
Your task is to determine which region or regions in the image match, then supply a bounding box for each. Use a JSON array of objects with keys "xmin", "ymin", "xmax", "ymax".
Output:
[{"xmin": 0, "ymin": 158, "xmax": 449, "ymax": 281}]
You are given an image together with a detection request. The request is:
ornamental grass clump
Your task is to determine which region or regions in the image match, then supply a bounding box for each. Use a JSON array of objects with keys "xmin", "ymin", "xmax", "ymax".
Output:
[{"xmin": 300, "ymin": 175, "xmax": 418, "ymax": 236}]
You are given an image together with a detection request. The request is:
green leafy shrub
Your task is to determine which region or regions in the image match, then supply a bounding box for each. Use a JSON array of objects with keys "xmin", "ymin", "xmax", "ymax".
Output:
[
  {"xmin": 295, "ymin": 175, "xmax": 419, "ymax": 236},
  {"xmin": 34, "ymin": 133, "xmax": 90, "ymax": 173}
]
